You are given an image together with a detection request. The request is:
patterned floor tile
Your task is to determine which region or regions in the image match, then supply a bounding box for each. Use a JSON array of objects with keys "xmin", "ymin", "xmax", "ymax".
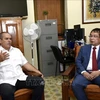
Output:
[
  {"xmin": 44, "ymin": 75, "xmax": 63, "ymax": 100},
  {"xmin": 44, "ymin": 75, "xmax": 76, "ymax": 100}
]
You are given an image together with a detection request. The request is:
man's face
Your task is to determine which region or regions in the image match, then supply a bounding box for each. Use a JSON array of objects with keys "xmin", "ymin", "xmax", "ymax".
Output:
[
  {"xmin": 89, "ymin": 32, "xmax": 100, "ymax": 46},
  {"xmin": 0, "ymin": 33, "xmax": 12, "ymax": 50}
]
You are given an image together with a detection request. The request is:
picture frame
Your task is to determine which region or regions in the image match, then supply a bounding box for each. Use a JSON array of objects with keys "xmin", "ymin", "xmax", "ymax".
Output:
[{"xmin": 82, "ymin": 0, "xmax": 100, "ymax": 24}]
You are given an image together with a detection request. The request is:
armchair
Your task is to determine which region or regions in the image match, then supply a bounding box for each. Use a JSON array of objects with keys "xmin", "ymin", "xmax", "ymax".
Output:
[
  {"xmin": 62, "ymin": 45, "xmax": 100, "ymax": 100},
  {"xmin": 0, "ymin": 69, "xmax": 44, "ymax": 100}
]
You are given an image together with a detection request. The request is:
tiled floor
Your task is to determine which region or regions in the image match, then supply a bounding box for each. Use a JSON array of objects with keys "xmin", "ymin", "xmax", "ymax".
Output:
[
  {"xmin": 44, "ymin": 75, "xmax": 76, "ymax": 100},
  {"xmin": 44, "ymin": 75, "xmax": 62, "ymax": 100}
]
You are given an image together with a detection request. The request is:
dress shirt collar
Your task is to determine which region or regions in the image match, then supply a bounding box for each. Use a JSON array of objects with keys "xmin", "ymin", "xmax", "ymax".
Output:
[
  {"xmin": 0, "ymin": 46, "xmax": 14, "ymax": 52},
  {"xmin": 92, "ymin": 45, "xmax": 100, "ymax": 50}
]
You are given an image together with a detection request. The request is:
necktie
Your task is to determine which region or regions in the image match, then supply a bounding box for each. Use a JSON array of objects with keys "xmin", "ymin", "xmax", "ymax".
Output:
[{"xmin": 92, "ymin": 47, "xmax": 98, "ymax": 71}]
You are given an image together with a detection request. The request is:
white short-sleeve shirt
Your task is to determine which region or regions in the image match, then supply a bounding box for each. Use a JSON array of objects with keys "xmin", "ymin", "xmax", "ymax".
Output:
[{"xmin": 0, "ymin": 46, "xmax": 28, "ymax": 86}]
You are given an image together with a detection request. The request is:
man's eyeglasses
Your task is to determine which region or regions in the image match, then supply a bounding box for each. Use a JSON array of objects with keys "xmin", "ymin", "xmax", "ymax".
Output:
[{"xmin": 89, "ymin": 35, "xmax": 99, "ymax": 38}]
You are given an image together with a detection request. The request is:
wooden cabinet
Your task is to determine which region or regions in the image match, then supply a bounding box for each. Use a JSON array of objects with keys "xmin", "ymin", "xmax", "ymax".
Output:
[
  {"xmin": 0, "ymin": 17, "xmax": 24, "ymax": 53},
  {"xmin": 34, "ymin": 0, "xmax": 65, "ymax": 40}
]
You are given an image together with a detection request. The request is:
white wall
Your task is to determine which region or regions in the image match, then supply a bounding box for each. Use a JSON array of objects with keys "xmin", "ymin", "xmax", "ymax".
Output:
[
  {"xmin": 22, "ymin": 0, "xmax": 38, "ymax": 68},
  {"xmin": 65, "ymin": 0, "xmax": 100, "ymax": 43}
]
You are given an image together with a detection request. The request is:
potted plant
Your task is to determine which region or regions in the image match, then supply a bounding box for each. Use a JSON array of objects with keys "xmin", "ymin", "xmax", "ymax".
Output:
[{"xmin": 43, "ymin": 11, "xmax": 48, "ymax": 19}]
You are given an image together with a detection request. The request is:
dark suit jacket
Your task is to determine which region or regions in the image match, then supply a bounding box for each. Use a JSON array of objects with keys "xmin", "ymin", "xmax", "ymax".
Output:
[{"xmin": 75, "ymin": 44, "xmax": 100, "ymax": 75}]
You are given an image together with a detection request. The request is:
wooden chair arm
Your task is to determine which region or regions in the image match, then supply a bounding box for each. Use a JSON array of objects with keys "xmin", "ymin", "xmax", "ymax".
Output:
[
  {"xmin": 62, "ymin": 63, "xmax": 76, "ymax": 79},
  {"xmin": 22, "ymin": 68, "xmax": 42, "ymax": 77},
  {"xmin": 24, "ymin": 71, "xmax": 42, "ymax": 76}
]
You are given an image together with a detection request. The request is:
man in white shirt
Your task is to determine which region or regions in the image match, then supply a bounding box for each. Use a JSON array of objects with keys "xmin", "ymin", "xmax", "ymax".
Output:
[
  {"xmin": 72, "ymin": 28, "xmax": 100, "ymax": 100},
  {"xmin": 0, "ymin": 32, "xmax": 44, "ymax": 100}
]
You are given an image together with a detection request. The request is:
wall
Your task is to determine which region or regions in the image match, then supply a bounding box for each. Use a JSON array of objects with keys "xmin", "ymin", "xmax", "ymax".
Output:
[
  {"xmin": 22, "ymin": 0, "xmax": 38, "ymax": 68},
  {"xmin": 65, "ymin": 0, "xmax": 100, "ymax": 43}
]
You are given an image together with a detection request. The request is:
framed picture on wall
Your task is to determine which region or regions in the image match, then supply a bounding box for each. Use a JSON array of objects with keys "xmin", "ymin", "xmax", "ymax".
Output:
[{"xmin": 82, "ymin": 0, "xmax": 100, "ymax": 24}]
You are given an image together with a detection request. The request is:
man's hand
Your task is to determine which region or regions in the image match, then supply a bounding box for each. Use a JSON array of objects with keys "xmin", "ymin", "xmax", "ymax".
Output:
[
  {"xmin": 90, "ymin": 71, "xmax": 100, "ymax": 79},
  {"xmin": 82, "ymin": 71, "xmax": 100, "ymax": 80},
  {"xmin": 37, "ymin": 71, "xmax": 44, "ymax": 78},
  {"xmin": 82, "ymin": 71, "xmax": 94, "ymax": 80},
  {"xmin": 0, "ymin": 51, "xmax": 9, "ymax": 62}
]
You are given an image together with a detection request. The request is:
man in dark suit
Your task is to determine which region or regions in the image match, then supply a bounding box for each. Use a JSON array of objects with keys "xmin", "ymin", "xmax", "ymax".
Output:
[{"xmin": 72, "ymin": 28, "xmax": 100, "ymax": 100}]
